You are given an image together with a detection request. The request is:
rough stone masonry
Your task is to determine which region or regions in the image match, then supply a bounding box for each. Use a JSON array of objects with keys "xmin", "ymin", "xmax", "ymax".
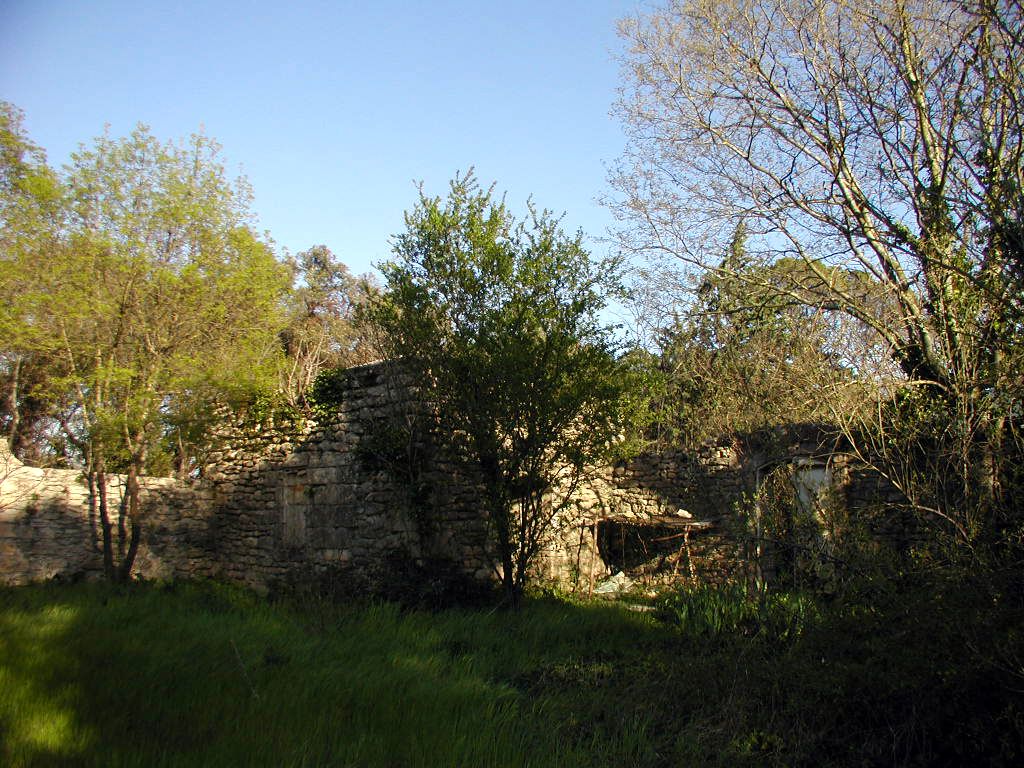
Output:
[{"xmin": 1, "ymin": 361, "xmax": 865, "ymax": 592}]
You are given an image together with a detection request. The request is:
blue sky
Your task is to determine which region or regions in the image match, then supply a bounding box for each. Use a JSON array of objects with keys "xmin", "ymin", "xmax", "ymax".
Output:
[{"xmin": 0, "ymin": 0, "xmax": 642, "ymax": 278}]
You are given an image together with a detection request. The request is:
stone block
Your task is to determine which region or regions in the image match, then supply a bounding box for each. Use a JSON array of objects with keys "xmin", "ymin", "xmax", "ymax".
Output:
[{"xmin": 308, "ymin": 467, "xmax": 338, "ymax": 485}]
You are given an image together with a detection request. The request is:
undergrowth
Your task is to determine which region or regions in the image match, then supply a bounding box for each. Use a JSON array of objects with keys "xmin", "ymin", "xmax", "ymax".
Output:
[{"xmin": 1, "ymin": 574, "xmax": 1021, "ymax": 767}]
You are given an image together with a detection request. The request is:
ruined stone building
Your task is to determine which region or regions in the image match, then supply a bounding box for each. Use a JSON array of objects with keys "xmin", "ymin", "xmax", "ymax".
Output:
[{"xmin": 1, "ymin": 361, "xmax": 891, "ymax": 593}]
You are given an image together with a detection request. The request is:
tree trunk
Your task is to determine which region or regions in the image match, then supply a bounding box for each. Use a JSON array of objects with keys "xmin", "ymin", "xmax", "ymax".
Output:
[
  {"xmin": 971, "ymin": 412, "xmax": 1008, "ymax": 537},
  {"xmin": 116, "ymin": 459, "xmax": 144, "ymax": 583},
  {"xmin": 496, "ymin": 507, "xmax": 520, "ymax": 606},
  {"xmin": 117, "ymin": 483, "xmax": 128, "ymax": 565},
  {"xmin": 92, "ymin": 464, "xmax": 116, "ymax": 581},
  {"xmin": 88, "ymin": 451, "xmax": 145, "ymax": 583},
  {"xmin": 502, "ymin": 556, "xmax": 520, "ymax": 608},
  {"xmin": 3, "ymin": 355, "xmax": 21, "ymax": 452},
  {"xmin": 479, "ymin": 452, "xmax": 523, "ymax": 607},
  {"xmin": 118, "ymin": 515, "xmax": 141, "ymax": 583}
]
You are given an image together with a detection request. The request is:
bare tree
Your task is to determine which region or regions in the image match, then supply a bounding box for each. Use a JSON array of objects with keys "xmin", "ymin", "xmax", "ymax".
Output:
[{"xmin": 612, "ymin": 0, "xmax": 1024, "ymax": 537}]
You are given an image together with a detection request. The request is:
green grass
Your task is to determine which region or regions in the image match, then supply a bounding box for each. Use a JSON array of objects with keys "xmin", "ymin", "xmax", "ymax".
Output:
[
  {"xmin": 1, "ymin": 577, "xmax": 1022, "ymax": 767},
  {"xmin": 0, "ymin": 581, "xmax": 663, "ymax": 768}
]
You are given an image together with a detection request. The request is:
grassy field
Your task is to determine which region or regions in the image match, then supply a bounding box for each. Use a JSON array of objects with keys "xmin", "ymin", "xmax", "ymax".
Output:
[{"xmin": 1, "ymin": 576, "xmax": 1021, "ymax": 767}]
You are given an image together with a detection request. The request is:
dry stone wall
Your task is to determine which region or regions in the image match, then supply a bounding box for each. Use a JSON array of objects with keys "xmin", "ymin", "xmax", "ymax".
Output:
[
  {"xmin": 0, "ymin": 361, "xmax": 494, "ymax": 592},
  {"xmin": 0, "ymin": 453, "xmax": 216, "ymax": 585},
  {"xmin": 534, "ymin": 441, "xmax": 750, "ymax": 587},
  {"xmin": 3, "ymin": 363, "xmax": 876, "ymax": 593},
  {"xmin": 198, "ymin": 361, "xmax": 492, "ymax": 592}
]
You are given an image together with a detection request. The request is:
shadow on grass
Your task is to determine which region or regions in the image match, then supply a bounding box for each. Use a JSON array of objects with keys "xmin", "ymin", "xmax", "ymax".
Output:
[
  {"xmin": 0, "ymin": 581, "xmax": 668, "ymax": 768},
  {"xmin": 0, "ymin": 593, "xmax": 96, "ymax": 766},
  {"xmin": 2, "ymin": 576, "xmax": 1023, "ymax": 768}
]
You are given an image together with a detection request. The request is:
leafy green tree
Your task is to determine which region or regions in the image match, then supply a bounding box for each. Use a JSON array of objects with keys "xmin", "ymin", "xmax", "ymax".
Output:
[
  {"xmin": 0, "ymin": 103, "xmax": 68, "ymax": 463},
  {"xmin": 279, "ymin": 245, "xmax": 379, "ymax": 410},
  {"xmin": 1, "ymin": 116, "xmax": 291, "ymax": 580},
  {"xmin": 367, "ymin": 172, "xmax": 649, "ymax": 603}
]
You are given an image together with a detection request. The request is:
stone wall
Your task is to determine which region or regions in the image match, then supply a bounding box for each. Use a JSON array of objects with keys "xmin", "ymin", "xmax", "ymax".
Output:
[
  {"xmin": 197, "ymin": 361, "xmax": 492, "ymax": 591},
  {"xmin": 534, "ymin": 441, "xmax": 750, "ymax": 588},
  {"xmin": 0, "ymin": 452, "xmax": 216, "ymax": 585},
  {"xmin": 2, "ymin": 363, "xmax": 873, "ymax": 593},
  {"xmin": 0, "ymin": 361, "xmax": 493, "ymax": 592}
]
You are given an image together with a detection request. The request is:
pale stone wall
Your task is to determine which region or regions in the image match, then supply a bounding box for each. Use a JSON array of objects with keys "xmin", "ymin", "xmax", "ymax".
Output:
[
  {"xmin": 1, "ymin": 453, "xmax": 100, "ymax": 584},
  {"xmin": 197, "ymin": 361, "xmax": 492, "ymax": 591},
  {"xmin": 0, "ymin": 361, "xmax": 494, "ymax": 592},
  {"xmin": 0, "ymin": 448, "xmax": 216, "ymax": 585},
  {"xmin": 536, "ymin": 441, "xmax": 750, "ymax": 588},
  {"xmin": 4, "ymin": 364, "xmax": 861, "ymax": 593}
]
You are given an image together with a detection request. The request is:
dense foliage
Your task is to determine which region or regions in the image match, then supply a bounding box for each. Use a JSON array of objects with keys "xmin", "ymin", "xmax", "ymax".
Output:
[
  {"xmin": 614, "ymin": 0, "xmax": 1024, "ymax": 548},
  {"xmin": 366, "ymin": 171, "xmax": 651, "ymax": 601},
  {"xmin": 2, "ymin": 579, "xmax": 1020, "ymax": 767},
  {"xmin": 0, "ymin": 106, "xmax": 377, "ymax": 578},
  {"xmin": 278, "ymin": 244, "xmax": 380, "ymax": 409}
]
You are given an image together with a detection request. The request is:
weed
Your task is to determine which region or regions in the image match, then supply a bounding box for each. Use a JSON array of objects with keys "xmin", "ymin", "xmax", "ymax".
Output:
[{"xmin": 1, "ymin": 577, "xmax": 1021, "ymax": 767}]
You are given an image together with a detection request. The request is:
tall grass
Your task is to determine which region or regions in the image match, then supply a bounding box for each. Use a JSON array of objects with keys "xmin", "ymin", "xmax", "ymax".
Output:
[
  {"xmin": 0, "ymin": 581, "xmax": 663, "ymax": 768},
  {"xmin": 656, "ymin": 581, "xmax": 820, "ymax": 641},
  {"xmin": 1, "ymin": 576, "xmax": 1021, "ymax": 767}
]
